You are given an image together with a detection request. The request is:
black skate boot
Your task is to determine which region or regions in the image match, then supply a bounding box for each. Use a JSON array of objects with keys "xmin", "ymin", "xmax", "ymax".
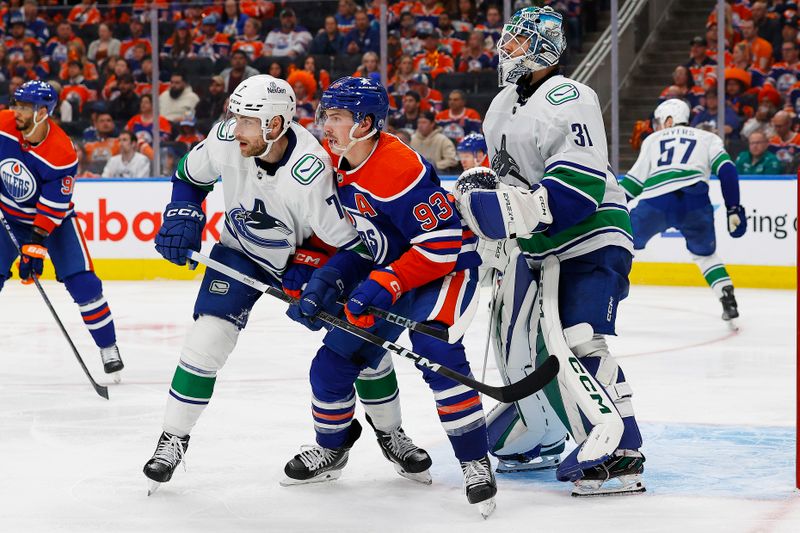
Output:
[
  {"xmin": 461, "ymin": 455, "xmax": 497, "ymax": 519},
  {"xmin": 572, "ymin": 450, "xmax": 646, "ymax": 497},
  {"xmin": 366, "ymin": 414, "xmax": 432, "ymax": 484},
  {"xmin": 143, "ymin": 431, "xmax": 190, "ymax": 495},
  {"xmin": 720, "ymin": 285, "xmax": 739, "ymax": 324},
  {"xmin": 100, "ymin": 344, "xmax": 124, "ymax": 382},
  {"xmin": 281, "ymin": 419, "xmax": 362, "ymax": 486}
]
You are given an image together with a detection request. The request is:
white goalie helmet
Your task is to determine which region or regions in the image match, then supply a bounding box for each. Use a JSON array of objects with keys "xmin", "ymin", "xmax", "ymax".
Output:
[
  {"xmin": 228, "ymin": 75, "xmax": 296, "ymax": 156},
  {"xmin": 653, "ymin": 98, "xmax": 691, "ymax": 129},
  {"xmin": 498, "ymin": 6, "xmax": 567, "ymax": 87}
]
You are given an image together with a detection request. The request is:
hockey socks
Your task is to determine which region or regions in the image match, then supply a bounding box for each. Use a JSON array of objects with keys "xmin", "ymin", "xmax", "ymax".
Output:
[
  {"xmin": 65, "ymin": 272, "xmax": 117, "ymax": 349},
  {"xmin": 692, "ymin": 253, "xmax": 732, "ymax": 299}
]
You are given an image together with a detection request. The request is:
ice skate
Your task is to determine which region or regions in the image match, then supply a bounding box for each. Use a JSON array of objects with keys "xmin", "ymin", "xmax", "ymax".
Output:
[
  {"xmin": 100, "ymin": 344, "xmax": 124, "ymax": 382},
  {"xmin": 495, "ymin": 451, "xmax": 561, "ymax": 473},
  {"xmin": 367, "ymin": 415, "xmax": 432, "ymax": 484},
  {"xmin": 281, "ymin": 420, "xmax": 362, "ymax": 486},
  {"xmin": 571, "ymin": 450, "xmax": 646, "ymax": 497},
  {"xmin": 143, "ymin": 431, "xmax": 190, "ymax": 496},
  {"xmin": 461, "ymin": 455, "xmax": 497, "ymax": 519},
  {"xmin": 720, "ymin": 286, "xmax": 739, "ymax": 330}
]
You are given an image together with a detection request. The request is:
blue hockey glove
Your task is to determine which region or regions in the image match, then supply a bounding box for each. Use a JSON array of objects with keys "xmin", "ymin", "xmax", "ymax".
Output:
[
  {"xmin": 727, "ymin": 205, "xmax": 746, "ymax": 238},
  {"xmin": 18, "ymin": 230, "xmax": 47, "ymax": 284},
  {"xmin": 286, "ymin": 266, "xmax": 345, "ymax": 331},
  {"xmin": 154, "ymin": 201, "xmax": 205, "ymax": 266},
  {"xmin": 345, "ymin": 269, "xmax": 403, "ymax": 329}
]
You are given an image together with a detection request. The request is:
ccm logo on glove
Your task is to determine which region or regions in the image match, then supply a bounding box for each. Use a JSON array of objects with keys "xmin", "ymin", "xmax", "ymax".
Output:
[{"xmin": 165, "ymin": 208, "xmax": 205, "ymax": 220}]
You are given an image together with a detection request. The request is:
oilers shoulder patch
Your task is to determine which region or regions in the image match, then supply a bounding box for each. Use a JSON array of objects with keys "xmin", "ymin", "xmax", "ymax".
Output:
[
  {"xmin": 215, "ymin": 118, "xmax": 236, "ymax": 141},
  {"xmin": 291, "ymin": 154, "xmax": 325, "ymax": 184},
  {"xmin": 545, "ymin": 83, "xmax": 579, "ymax": 105}
]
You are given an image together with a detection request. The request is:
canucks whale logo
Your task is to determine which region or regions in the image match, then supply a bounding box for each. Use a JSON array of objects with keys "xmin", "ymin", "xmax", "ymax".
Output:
[
  {"xmin": 491, "ymin": 135, "xmax": 529, "ymax": 186},
  {"xmin": 227, "ymin": 199, "xmax": 292, "ymax": 248},
  {"xmin": 0, "ymin": 158, "xmax": 37, "ymax": 203}
]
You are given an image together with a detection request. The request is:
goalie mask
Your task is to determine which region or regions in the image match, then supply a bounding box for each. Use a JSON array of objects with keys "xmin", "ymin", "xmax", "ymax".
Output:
[
  {"xmin": 227, "ymin": 75, "xmax": 296, "ymax": 158},
  {"xmin": 498, "ymin": 6, "xmax": 567, "ymax": 87}
]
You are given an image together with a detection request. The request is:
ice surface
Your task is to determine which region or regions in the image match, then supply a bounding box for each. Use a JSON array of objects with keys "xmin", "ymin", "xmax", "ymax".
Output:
[{"xmin": 0, "ymin": 281, "xmax": 797, "ymax": 532}]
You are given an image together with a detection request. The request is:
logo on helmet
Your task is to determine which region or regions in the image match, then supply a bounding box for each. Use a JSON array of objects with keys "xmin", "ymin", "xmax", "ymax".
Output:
[
  {"xmin": 0, "ymin": 158, "xmax": 37, "ymax": 203},
  {"xmin": 267, "ymin": 81, "xmax": 286, "ymax": 94}
]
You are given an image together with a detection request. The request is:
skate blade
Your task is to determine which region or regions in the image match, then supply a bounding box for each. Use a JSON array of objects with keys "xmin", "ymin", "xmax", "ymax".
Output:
[
  {"xmin": 571, "ymin": 476, "xmax": 646, "ymax": 497},
  {"xmin": 112, "ymin": 372, "xmax": 121, "ymax": 384},
  {"xmin": 478, "ymin": 497, "xmax": 496, "ymax": 519},
  {"xmin": 279, "ymin": 469, "xmax": 342, "ymax": 487},
  {"xmin": 393, "ymin": 463, "xmax": 432, "ymax": 485},
  {"xmin": 147, "ymin": 480, "xmax": 161, "ymax": 496},
  {"xmin": 496, "ymin": 455, "xmax": 560, "ymax": 473},
  {"xmin": 725, "ymin": 318, "xmax": 739, "ymax": 332}
]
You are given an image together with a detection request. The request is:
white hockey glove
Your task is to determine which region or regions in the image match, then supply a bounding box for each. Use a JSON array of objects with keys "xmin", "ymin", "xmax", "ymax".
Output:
[
  {"xmin": 453, "ymin": 166, "xmax": 553, "ymax": 241},
  {"xmin": 476, "ymin": 238, "xmax": 517, "ymax": 285}
]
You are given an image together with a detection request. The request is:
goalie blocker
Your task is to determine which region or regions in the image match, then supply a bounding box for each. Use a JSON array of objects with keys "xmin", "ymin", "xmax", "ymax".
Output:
[{"xmin": 485, "ymin": 247, "xmax": 645, "ymax": 496}]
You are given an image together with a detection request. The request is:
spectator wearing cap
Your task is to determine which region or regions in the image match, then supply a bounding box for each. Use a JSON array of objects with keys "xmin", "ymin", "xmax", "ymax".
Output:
[
  {"xmin": 741, "ymin": 85, "xmax": 781, "ymax": 139},
  {"xmin": 411, "ymin": 0, "xmax": 445, "ymax": 27},
  {"xmin": 435, "ymin": 89, "xmax": 481, "ymax": 142},
  {"xmin": 232, "ymin": 18, "xmax": 264, "ymax": 61},
  {"xmin": 159, "ymin": 71, "xmax": 200, "ymax": 122},
  {"xmin": 413, "ymin": 25, "xmax": 455, "ymax": 79},
  {"xmin": 163, "ymin": 20, "xmax": 194, "ymax": 61},
  {"xmin": 407, "ymin": 73, "xmax": 444, "ymax": 112},
  {"xmin": 311, "ymin": 16, "xmax": 344, "ymax": 55},
  {"xmin": 704, "ymin": 21, "xmax": 733, "ymax": 68},
  {"xmin": 782, "ymin": 13, "xmax": 800, "ymax": 49},
  {"xmin": 102, "ymin": 130, "xmax": 152, "ymax": 178},
  {"xmin": 336, "ymin": 0, "xmax": 357, "ymax": 34},
  {"xmin": 287, "ymin": 70, "xmax": 317, "ymax": 127},
  {"xmin": 737, "ymin": 131, "xmax": 784, "ymax": 174},
  {"xmin": 458, "ymin": 30, "xmax": 493, "ymax": 73},
  {"xmin": 684, "ymin": 36, "xmax": 717, "ymax": 89},
  {"xmin": 659, "ymin": 66, "xmax": 704, "ymax": 109},
  {"xmin": 44, "ymin": 22, "xmax": 81, "ymax": 65},
  {"xmin": 691, "ymin": 86, "xmax": 742, "ymax": 138},
  {"xmin": 342, "ymin": 9, "xmax": 380, "ymax": 55},
  {"xmin": 68, "ymin": 0, "xmax": 101, "ymax": 28},
  {"xmin": 410, "ymin": 110, "xmax": 458, "ymax": 171},
  {"xmin": 263, "ymin": 8, "xmax": 312, "ymax": 58},
  {"xmin": 353, "ymin": 51, "xmax": 381, "ymax": 78},
  {"xmin": 220, "ymin": 50, "xmax": 259, "ymax": 92},
  {"xmin": 3, "ymin": 11, "xmax": 40, "ymax": 64},
  {"xmin": 220, "ymin": 0, "xmax": 248, "ymax": 39},
  {"xmin": 476, "ymin": 5, "xmax": 504, "ymax": 49},
  {"xmin": 398, "ymin": 12, "xmax": 423, "ymax": 56},
  {"xmin": 196, "ymin": 75, "xmax": 227, "ymax": 121},
  {"xmin": 768, "ymin": 110, "xmax": 800, "ymax": 170},
  {"xmin": 767, "ymin": 42, "xmax": 800, "ymax": 98},
  {"xmin": 741, "ymin": 19, "xmax": 774, "ymax": 71},
  {"xmin": 193, "ymin": 14, "xmax": 231, "ymax": 61},
  {"xmin": 88, "ymin": 23, "xmax": 120, "ymax": 63},
  {"xmin": 176, "ymin": 114, "xmax": 205, "ymax": 148},
  {"xmin": 393, "ymin": 90, "xmax": 422, "ymax": 133},
  {"xmin": 120, "ymin": 17, "xmax": 153, "ymax": 61},
  {"xmin": 725, "ymin": 67, "xmax": 757, "ymax": 119},
  {"xmin": 109, "ymin": 73, "xmax": 140, "ymax": 123},
  {"xmin": 438, "ymin": 12, "xmax": 465, "ymax": 57},
  {"xmin": 22, "ymin": 0, "xmax": 50, "ymax": 45}
]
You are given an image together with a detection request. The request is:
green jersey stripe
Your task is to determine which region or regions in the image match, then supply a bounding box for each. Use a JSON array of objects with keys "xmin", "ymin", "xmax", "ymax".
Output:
[
  {"xmin": 643, "ymin": 169, "xmax": 704, "ymax": 190},
  {"xmin": 544, "ymin": 166, "xmax": 607, "ymax": 205},
  {"xmin": 711, "ymin": 152, "xmax": 733, "ymax": 175},
  {"xmin": 517, "ymin": 207, "xmax": 632, "ymax": 256},
  {"xmin": 171, "ymin": 366, "xmax": 217, "ymax": 400},
  {"xmin": 620, "ymin": 177, "xmax": 643, "ymax": 198},
  {"xmin": 175, "ymin": 153, "xmax": 215, "ymax": 192}
]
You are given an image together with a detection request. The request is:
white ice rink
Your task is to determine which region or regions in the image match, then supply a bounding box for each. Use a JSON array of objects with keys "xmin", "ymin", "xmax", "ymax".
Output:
[{"xmin": 0, "ymin": 280, "xmax": 797, "ymax": 532}]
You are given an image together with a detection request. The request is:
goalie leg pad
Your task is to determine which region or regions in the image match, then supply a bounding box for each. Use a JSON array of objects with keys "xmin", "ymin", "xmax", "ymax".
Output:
[
  {"xmin": 164, "ymin": 315, "xmax": 240, "ymax": 436},
  {"xmin": 355, "ymin": 352, "xmax": 402, "ymax": 432}
]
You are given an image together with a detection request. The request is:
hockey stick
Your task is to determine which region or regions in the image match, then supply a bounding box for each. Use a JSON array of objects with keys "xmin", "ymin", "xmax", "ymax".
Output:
[
  {"xmin": 189, "ymin": 250, "xmax": 558, "ymax": 402},
  {"xmin": 0, "ymin": 211, "xmax": 109, "ymax": 400},
  {"xmin": 333, "ymin": 297, "xmax": 450, "ymax": 343},
  {"xmin": 480, "ymin": 270, "xmax": 499, "ymax": 385}
]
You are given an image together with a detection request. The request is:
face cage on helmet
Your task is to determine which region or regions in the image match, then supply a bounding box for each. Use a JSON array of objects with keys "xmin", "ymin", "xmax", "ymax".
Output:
[{"xmin": 497, "ymin": 28, "xmax": 541, "ymax": 86}]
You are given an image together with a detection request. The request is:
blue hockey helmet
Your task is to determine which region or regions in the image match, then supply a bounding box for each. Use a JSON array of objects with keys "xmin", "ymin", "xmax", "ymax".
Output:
[
  {"xmin": 317, "ymin": 76, "xmax": 389, "ymax": 131},
  {"xmin": 457, "ymin": 133, "xmax": 487, "ymax": 155},
  {"xmin": 14, "ymin": 80, "xmax": 59, "ymax": 116},
  {"xmin": 498, "ymin": 6, "xmax": 567, "ymax": 87}
]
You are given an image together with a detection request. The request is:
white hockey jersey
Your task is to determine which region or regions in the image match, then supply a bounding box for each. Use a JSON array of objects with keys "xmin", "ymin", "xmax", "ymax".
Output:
[
  {"xmin": 174, "ymin": 120, "xmax": 363, "ymax": 278},
  {"xmin": 621, "ymin": 126, "xmax": 734, "ymax": 201},
  {"xmin": 483, "ymin": 74, "xmax": 632, "ymax": 261}
]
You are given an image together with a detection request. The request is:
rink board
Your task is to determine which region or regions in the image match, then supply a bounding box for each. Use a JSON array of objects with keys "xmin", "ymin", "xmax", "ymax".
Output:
[{"xmin": 18, "ymin": 176, "xmax": 796, "ymax": 288}]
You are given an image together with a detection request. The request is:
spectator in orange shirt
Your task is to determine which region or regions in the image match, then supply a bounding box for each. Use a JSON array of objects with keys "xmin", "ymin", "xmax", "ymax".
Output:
[
  {"xmin": 10, "ymin": 42, "xmax": 49, "ymax": 80},
  {"xmin": 299, "ymin": 55, "xmax": 331, "ymax": 93},
  {"xmin": 353, "ymin": 50, "xmax": 381, "ymax": 78},
  {"xmin": 435, "ymin": 89, "xmax": 481, "ymax": 142},
  {"xmin": 240, "ymin": 0, "xmax": 275, "ymax": 20},
  {"xmin": 659, "ymin": 65, "xmax": 704, "ymax": 108},
  {"xmin": 68, "ymin": 0, "xmax": 101, "ymax": 28},
  {"xmin": 407, "ymin": 73, "xmax": 443, "ymax": 112},
  {"xmin": 120, "ymin": 17, "xmax": 153, "ymax": 61},
  {"xmin": 134, "ymin": 57, "xmax": 169, "ymax": 96},
  {"xmin": 740, "ymin": 19, "xmax": 773, "ymax": 71},
  {"xmin": 705, "ymin": 22, "xmax": 734, "ymax": 67},
  {"xmin": 438, "ymin": 12, "xmax": 465, "ymax": 57},
  {"xmin": 231, "ymin": 18, "xmax": 264, "ymax": 61},
  {"xmin": 685, "ymin": 36, "xmax": 717, "ymax": 89},
  {"xmin": 768, "ymin": 110, "xmax": 800, "ymax": 171},
  {"xmin": 83, "ymin": 111, "xmax": 120, "ymax": 170},
  {"xmin": 411, "ymin": 0, "xmax": 444, "ymax": 25},
  {"xmin": 413, "ymin": 25, "xmax": 455, "ymax": 79},
  {"xmin": 176, "ymin": 114, "xmax": 205, "ymax": 148}
]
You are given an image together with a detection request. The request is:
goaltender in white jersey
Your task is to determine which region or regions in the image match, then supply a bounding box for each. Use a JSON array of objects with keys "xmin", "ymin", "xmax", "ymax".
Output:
[{"xmin": 142, "ymin": 75, "xmax": 431, "ymax": 495}]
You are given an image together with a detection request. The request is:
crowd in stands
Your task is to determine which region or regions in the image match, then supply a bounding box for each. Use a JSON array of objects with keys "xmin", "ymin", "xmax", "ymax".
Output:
[
  {"xmin": 639, "ymin": 0, "xmax": 800, "ymax": 174},
  {"xmin": 0, "ymin": 0, "xmax": 590, "ymax": 178}
]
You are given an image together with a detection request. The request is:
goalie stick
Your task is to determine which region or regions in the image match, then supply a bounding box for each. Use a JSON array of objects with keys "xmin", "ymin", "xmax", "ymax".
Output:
[
  {"xmin": 189, "ymin": 250, "xmax": 558, "ymax": 403},
  {"xmin": 0, "ymin": 210, "xmax": 109, "ymax": 400}
]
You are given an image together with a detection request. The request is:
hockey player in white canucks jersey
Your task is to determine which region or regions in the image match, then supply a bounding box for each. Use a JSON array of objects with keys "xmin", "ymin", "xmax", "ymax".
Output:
[
  {"xmin": 620, "ymin": 99, "xmax": 746, "ymax": 325},
  {"xmin": 454, "ymin": 6, "xmax": 645, "ymax": 497},
  {"xmin": 142, "ymin": 75, "xmax": 430, "ymax": 494}
]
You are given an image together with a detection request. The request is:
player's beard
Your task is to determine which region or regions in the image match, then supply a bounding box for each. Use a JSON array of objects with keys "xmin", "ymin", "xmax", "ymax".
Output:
[
  {"xmin": 239, "ymin": 137, "xmax": 268, "ymax": 158},
  {"xmin": 15, "ymin": 115, "xmax": 33, "ymax": 133}
]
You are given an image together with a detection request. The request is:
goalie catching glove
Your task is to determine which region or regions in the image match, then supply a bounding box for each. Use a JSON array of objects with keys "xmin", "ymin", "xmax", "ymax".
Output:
[{"xmin": 453, "ymin": 167, "xmax": 553, "ymax": 241}]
